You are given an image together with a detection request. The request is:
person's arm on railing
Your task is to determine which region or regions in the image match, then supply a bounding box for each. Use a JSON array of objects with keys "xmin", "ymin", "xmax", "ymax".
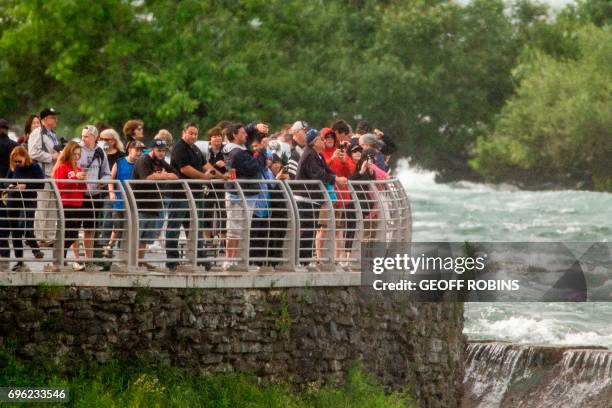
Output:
[{"xmin": 108, "ymin": 162, "xmax": 118, "ymax": 201}]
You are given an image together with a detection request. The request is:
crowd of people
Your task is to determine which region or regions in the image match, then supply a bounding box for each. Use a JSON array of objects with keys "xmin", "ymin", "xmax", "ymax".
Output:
[{"xmin": 0, "ymin": 108, "xmax": 397, "ymax": 272}]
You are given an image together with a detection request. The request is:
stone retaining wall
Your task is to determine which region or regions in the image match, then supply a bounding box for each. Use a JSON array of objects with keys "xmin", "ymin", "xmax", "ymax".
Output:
[{"xmin": 0, "ymin": 285, "xmax": 465, "ymax": 407}]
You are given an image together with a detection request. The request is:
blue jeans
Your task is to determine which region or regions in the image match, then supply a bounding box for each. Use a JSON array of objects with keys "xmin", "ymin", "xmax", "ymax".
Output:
[{"xmin": 165, "ymin": 200, "xmax": 205, "ymax": 268}]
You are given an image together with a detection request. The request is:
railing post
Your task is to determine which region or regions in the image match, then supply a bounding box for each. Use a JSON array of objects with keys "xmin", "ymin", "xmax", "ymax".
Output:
[
  {"xmin": 280, "ymin": 180, "xmax": 298, "ymax": 270},
  {"xmin": 395, "ymin": 180, "xmax": 412, "ymax": 243},
  {"xmin": 122, "ymin": 181, "xmax": 139, "ymax": 269},
  {"xmin": 182, "ymin": 181, "xmax": 198, "ymax": 268},
  {"xmin": 115, "ymin": 180, "xmax": 132, "ymax": 269},
  {"xmin": 370, "ymin": 181, "xmax": 388, "ymax": 243},
  {"xmin": 346, "ymin": 181, "xmax": 364, "ymax": 265},
  {"xmin": 49, "ymin": 180, "xmax": 65, "ymax": 268},
  {"xmin": 319, "ymin": 181, "xmax": 336, "ymax": 268},
  {"xmin": 233, "ymin": 180, "xmax": 250, "ymax": 267}
]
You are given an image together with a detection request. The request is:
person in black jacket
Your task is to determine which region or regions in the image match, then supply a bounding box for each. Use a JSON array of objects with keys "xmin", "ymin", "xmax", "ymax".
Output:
[
  {"xmin": 1, "ymin": 146, "xmax": 45, "ymax": 271},
  {"xmin": 295, "ymin": 129, "xmax": 348, "ymax": 266},
  {"xmin": 222, "ymin": 122, "xmax": 266, "ymax": 270}
]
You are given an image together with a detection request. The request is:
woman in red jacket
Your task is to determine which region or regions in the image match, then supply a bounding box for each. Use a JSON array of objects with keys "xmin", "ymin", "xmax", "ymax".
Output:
[
  {"xmin": 320, "ymin": 128, "xmax": 356, "ymax": 263},
  {"xmin": 52, "ymin": 141, "xmax": 87, "ymax": 268}
]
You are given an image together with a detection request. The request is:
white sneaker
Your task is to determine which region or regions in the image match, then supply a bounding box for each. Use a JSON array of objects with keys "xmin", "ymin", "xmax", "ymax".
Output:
[
  {"xmin": 223, "ymin": 262, "xmax": 241, "ymax": 272},
  {"xmin": 147, "ymin": 241, "xmax": 164, "ymax": 253},
  {"xmin": 72, "ymin": 262, "xmax": 85, "ymax": 271}
]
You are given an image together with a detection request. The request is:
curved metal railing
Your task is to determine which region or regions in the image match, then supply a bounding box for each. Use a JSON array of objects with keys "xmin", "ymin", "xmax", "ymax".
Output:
[{"xmin": 0, "ymin": 178, "xmax": 411, "ymax": 273}]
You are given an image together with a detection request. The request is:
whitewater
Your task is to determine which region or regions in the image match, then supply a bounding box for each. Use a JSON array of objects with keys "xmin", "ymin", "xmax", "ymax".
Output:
[{"xmin": 395, "ymin": 160, "xmax": 612, "ymax": 349}]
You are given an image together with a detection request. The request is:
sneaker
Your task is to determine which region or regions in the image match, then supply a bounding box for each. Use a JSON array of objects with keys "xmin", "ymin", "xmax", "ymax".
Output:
[
  {"xmin": 223, "ymin": 262, "xmax": 242, "ymax": 272},
  {"xmin": 306, "ymin": 262, "xmax": 320, "ymax": 272},
  {"xmin": 11, "ymin": 262, "xmax": 30, "ymax": 272},
  {"xmin": 32, "ymin": 249, "xmax": 44, "ymax": 259},
  {"xmin": 84, "ymin": 263, "xmax": 101, "ymax": 273},
  {"xmin": 147, "ymin": 241, "xmax": 164, "ymax": 253},
  {"xmin": 139, "ymin": 262, "xmax": 158, "ymax": 272},
  {"xmin": 44, "ymin": 263, "xmax": 61, "ymax": 272},
  {"xmin": 38, "ymin": 241, "xmax": 50, "ymax": 248},
  {"xmin": 72, "ymin": 262, "xmax": 86, "ymax": 271}
]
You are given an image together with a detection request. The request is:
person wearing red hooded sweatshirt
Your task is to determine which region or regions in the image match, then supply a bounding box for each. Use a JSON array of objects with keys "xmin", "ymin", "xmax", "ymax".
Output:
[{"xmin": 320, "ymin": 128, "xmax": 356, "ymax": 263}]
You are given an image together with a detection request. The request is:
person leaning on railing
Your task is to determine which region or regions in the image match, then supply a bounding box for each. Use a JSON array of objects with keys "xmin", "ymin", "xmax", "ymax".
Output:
[
  {"xmin": 167, "ymin": 122, "xmax": 224, "ymax": 272},
  {"xmin": 320, "ymin": 127, "xmax": 356, "ymax": 263},
  {"xmin": 0, "ymin": 146, "xmax": 45, "ymax": 271},
  {"xmin": 222, "ymin": 122, "xmax": 266, "ymax": 271},
  {"xmin": 51, "ymin": 141, "xmax": 88, "ymax": 272},
  {"xmin": 78, "ymin": 125, "xmax": 112, "ymax": 272},
  {"xmin": 132, "ymin": 139, "xmax": 178, "ymax": 271},
  {"xmin": 105, "ymin": 140, "xmax": 145, "ymax": 257},
  {"xmin": 296, "ymin": 129, "xmax": 348, "ymax": 266},
  {"xmin": 350, "ymin": 147, "xmax": 389, "ymax": 241}
]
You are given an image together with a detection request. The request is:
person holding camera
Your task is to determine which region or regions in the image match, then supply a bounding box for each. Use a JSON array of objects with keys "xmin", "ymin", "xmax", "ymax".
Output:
[
  {"xmin": 28, "ymin": 108, "xmax": 61, "ymax": 246},
  {"xmin": 320, "ymin": 128, "xmax": 356, "ymax": 262},
  {"xmin": 296, "ymin": 129, "xmax": 348, "ymax": 266}
]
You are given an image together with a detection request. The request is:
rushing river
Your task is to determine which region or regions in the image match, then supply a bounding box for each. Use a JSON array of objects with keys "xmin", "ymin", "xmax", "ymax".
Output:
[{"xmin": 396, "ymin": 160, "xmax": 612, "ymax": 349}]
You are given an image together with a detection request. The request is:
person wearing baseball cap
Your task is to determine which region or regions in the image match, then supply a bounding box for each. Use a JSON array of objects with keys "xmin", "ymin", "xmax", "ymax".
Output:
[
  {"xmin": 131, "ymin": 137, "xmax": 178, "ymax": 271},
  {"xmin": 28, "ymin": 108, "xmax": 61, "ymax": 245},
  {"xmin": 286, "ymin": 120, "xmax": 309, "ymax": 179},
  {"xmin": 295, "ymin": 128, "xmax": 348, "ymax": 269}
]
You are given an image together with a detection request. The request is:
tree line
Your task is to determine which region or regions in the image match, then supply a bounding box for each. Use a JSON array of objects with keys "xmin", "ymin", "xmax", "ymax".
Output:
[{"xmin": 0, "ymin": 0, "xmax": 610, "ymax": 190}]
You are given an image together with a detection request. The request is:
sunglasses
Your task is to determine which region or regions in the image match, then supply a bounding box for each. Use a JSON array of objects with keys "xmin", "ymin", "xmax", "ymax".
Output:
[
  {"xmin": 100, "ymin": 137, "xmax": 113, "ymax": 142},
  {"xmin": 14, "ymin": 160, "xmax": 24, "ymax": 165}
]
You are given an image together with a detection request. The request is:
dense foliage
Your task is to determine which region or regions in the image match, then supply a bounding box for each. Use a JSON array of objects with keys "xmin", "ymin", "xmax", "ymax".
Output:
[
  {"xmin": 0, "ymin": 343, "xmax": 414, "ymax": 408},
  {"xmin": 0, "ymin": 0, "xmax": 609, "ymax": 189}
]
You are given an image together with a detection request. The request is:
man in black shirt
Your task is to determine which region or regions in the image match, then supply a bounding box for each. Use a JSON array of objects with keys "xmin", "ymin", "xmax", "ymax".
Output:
[
  {"xmin": 132, "ymin": 139, "xmax": 178, "ymax": 270},
  {"xmin": 167, "ymin": 122, "xmax": 225, "ymax": 271}
]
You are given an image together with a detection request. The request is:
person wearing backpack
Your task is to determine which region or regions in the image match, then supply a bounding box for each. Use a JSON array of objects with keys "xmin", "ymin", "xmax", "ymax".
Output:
[{"xmin": 77, "ymin": 125, "xmax": 111, "ymax": 272}]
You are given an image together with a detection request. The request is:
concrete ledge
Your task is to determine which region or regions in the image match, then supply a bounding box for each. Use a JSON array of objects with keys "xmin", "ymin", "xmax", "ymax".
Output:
[{"xmin": 0, "ymin": 271, "xmax": 362, "ymax": 288}]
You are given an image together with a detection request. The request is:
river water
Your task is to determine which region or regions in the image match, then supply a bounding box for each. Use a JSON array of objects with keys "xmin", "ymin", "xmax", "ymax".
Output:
[{"xmin": 396, "ymin": 160, "xmax": 612, "ymax": 349}]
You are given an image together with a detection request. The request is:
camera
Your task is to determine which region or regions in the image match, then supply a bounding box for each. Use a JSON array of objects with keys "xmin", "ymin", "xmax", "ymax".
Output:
[
  {"xmin": 281, "ymin": 165, "xmax": 289, "ymax": 174},
  {"xmin": 53, "ymin": 137, "xmax": 67, "ymax": 153}
]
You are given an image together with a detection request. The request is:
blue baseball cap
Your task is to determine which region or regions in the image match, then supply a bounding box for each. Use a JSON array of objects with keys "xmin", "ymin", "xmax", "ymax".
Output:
[{"xmin": 306, "ymin": 128, "xmax": 320, "ymax": 146}]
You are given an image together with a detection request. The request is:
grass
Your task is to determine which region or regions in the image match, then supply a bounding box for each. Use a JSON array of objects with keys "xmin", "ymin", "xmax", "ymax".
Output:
[{"xmin": 0, "ymin": 344, "xmax": 415, "ymax": 407}]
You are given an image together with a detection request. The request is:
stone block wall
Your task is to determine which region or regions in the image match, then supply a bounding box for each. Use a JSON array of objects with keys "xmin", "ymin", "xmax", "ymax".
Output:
[{"xmin": 0, "ymin": 286, "xmax": 465, "ymax": 407}]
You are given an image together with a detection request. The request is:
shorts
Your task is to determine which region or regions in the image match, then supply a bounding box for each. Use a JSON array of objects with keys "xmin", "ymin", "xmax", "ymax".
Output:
[
  {"xmin": 317, "ymin": 205, "xmax": 343, "ymax": 229},
  {"xmin": 81, "ymin": 195, "xmax": 104, "ymax": 229},
  {"xmin": 139, "ymin": 212, "xmax": 160, "ymax": 245},
  {"xmin": 225, "ymin": 196, "xmax": 252, "ymax": 240}
]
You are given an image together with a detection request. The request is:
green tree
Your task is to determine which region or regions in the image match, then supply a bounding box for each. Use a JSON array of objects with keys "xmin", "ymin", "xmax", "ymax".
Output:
[{"xmin": 470, "ymin": 25, "xmax": 612, "ymax": 191}]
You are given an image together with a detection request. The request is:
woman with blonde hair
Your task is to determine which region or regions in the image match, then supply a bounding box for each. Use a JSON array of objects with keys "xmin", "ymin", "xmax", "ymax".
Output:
[
  {"xmin": 98, "ymin": 128, "xmax": 125, "ymax": 257},
  {"xmin": 0, "ymin": 146, "xmax": 45, "ymax": 271},
  {"xmin": 52, "ymin": 141, "xmax": 87, "ymax": 271}
]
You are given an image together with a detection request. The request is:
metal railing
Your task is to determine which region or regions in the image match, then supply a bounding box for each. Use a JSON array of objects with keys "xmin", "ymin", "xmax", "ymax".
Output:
[{"xmin": 0, "ymin": 178, "xmax": 411, "ymax": 273}]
